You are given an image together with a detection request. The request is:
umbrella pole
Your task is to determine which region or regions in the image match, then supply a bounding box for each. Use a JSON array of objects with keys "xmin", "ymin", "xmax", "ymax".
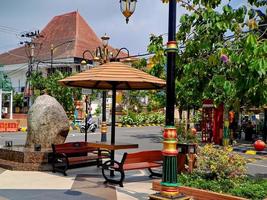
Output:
[
  {"xmin": 101, "ymin": 91, "xmax": 107, "ymax": 142},
  {"xmin": 110, "ymin": 84, "xmax": 117, "ymax": 177}
]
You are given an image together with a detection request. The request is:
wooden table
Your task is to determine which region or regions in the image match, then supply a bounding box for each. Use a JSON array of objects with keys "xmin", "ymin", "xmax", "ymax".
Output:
[{"xmin": 87, "ymin": 141, "xmax": 138, "ymax": 150}]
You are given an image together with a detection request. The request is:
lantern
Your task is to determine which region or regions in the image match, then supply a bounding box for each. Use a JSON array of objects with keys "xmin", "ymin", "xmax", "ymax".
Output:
[
  {"xmin": 101, "ymin": 33, "xmax": 110, "ymax": 48},
  {"xmin": 120, "ymin": 0, "xmax": 137, "ymax": 23}
]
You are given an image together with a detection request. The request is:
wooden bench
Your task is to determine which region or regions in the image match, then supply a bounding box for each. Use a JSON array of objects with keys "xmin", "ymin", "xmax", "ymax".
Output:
[
  {"xmin": 102, "ymin": 150, "xmax": 162, "ymax": 187},
  {"xmin": 51, "ymin": 142, "xmax": 110, "ymax": 176}
]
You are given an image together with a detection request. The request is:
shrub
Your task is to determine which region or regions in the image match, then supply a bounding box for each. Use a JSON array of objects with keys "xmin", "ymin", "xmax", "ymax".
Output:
[
  {"xmin": 229, "ymin": 179, "xmax": 267, "ymax": 200},
  {"xmin": 178, "ymin": 173, "xmax": 267, "ymax": 200},
  {"xmin": 121, "ymin": 111, "xmax": 165, "ymax": 126},
  {"xmin": 176, "ymin": 124, "xmax": 199, "ymax": 144},
  {"xmin": 196, "ymin": 144, "xmax": 247, "ymax": 179}
]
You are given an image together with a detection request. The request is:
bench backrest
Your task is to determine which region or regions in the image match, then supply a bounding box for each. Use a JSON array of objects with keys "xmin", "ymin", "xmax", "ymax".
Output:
[
  {"xmin": 52, "ymin": 142, "xmax": 96, "ymax": 155},
  {"xmin": 123, "ymin": 150, "xmax": 162, "ymax": 164}
]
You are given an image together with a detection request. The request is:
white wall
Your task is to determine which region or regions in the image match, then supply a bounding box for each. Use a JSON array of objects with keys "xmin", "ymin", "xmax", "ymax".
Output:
[{"xmin": 1, "ymin": 63, "xmax": 28, "ymax": 92}]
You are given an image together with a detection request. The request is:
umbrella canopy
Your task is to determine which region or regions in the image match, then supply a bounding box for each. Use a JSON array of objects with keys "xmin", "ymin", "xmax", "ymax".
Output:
[
  {"xmin": 59, "ymin": 62, "xmax": 166, "ymax": 163},
  {"xmin": 59, "ymin": 62, "xmax": 166, "ymax": 90}
]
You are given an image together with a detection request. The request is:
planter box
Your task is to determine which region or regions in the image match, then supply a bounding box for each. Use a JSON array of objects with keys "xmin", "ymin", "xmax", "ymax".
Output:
[{"xmin": 152, "ymin": 180, "xmax": 247, "ymax": 200}]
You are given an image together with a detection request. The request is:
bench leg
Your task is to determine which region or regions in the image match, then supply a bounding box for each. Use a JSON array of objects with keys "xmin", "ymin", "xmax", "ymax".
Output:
[
  {"xmin": 52, "ymin": 159, "xmax": 68, "ymax": 176},
  {"xmin": 148, "ymin": 168, "xmax": 162, "ymax": 178},
  {"xmin": 102, "ymin": 160, "xmax": 125, "ymax": 187}
]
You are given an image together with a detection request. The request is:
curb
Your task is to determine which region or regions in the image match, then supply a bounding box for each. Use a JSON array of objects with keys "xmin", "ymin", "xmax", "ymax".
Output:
[{"xmin": 233, "ymin": 147, "xmax": 267, "ymax": 155}]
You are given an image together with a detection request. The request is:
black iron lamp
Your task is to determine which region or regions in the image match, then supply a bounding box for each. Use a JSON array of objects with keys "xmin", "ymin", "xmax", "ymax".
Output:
[
  {"xmin": 120, "ymin": 0, "xmax": 137, "ymax": 23},
  {"xmin": 81, "ymin": 50, "xmax": 100, "ymax": 67},
  {"xmin": 80, "ymin": 33, "xmax": 132, "ymax": 142}
]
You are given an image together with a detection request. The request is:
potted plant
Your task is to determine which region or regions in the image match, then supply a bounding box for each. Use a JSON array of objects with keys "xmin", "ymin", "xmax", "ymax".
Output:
[
  {"xmin": 13, "ymin": 93, "xmax": 24, "ymax": 113},
  {"xmin": 177, "ymin": 125, "xmax": 199, "ymax": 173}
]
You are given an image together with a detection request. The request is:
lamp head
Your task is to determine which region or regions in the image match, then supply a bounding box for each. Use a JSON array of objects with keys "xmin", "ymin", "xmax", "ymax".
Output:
[
  {"xmin": 101, "ymin": 33, "xmax": 110, "ymax": 48},
  {"xmin": 120, "ymin": 0, "xmax": 137, "ymax": 23},
  {"xmin": 81, "ymin": 60, "xmax": 87, "ymax": 66},
  {"xmin": 93, "ymin": 56, "xmax": 101, "ymax": 62}
]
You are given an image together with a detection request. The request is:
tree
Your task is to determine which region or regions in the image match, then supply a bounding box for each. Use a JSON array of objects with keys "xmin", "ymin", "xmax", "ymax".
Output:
[
  {"xmin": 148, "ymin": 0, "xmax": 267, "ymax": 111},
  {"xmin": 28, "ymin": 71, "xmax": 82, "ymax": 113}
]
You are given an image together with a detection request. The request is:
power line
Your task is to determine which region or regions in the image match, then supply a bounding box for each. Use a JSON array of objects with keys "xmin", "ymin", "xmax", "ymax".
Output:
[{"xmin": 0, "ymin": 25, "xmax": 21, "ymax": 31}]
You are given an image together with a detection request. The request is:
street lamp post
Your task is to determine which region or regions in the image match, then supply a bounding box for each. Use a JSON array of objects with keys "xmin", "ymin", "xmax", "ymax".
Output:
[
  {"xmin": 50, "ymin": 40, "xmax": 74, "ymax": 74},
  {"xmin": 81, "ymin": 34, "xmax": 131, "ymax": 142},
  {"xmin": 120, "ymin": 0, "xmax": 187, "ymax": 199}
]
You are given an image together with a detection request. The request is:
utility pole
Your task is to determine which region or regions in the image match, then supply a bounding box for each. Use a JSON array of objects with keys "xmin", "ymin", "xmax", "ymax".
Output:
[{"xmin": 20, "ymin": 30, "xmax": 43, "ymax": 107}]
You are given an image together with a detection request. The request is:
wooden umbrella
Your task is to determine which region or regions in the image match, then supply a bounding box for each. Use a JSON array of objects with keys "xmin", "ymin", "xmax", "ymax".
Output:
[
  {"xmin": 59, "ymin": 62, "xmax": 166, "ymax": 162},
  {"xmin": 59, "ymin": 62, "xmax": 166, "ymax": 90}
]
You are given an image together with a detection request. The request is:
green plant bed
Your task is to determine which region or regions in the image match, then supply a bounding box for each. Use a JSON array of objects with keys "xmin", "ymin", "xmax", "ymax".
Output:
[{"xmin": 179, "ymin": 173, "xmax": 267, "ymax": 200}]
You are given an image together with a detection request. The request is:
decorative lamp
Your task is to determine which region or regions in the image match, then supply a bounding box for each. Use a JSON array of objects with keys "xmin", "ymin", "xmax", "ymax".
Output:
[
  {"xmin": 81, "ymin": 60, "xmax": 87, "ymax": 66},
  {"xmin": 101, "ymin": 33, "xmax": 110, "ymax": 48},
  {"xmin": 120, "ymin": 0, "xmax": 137, "ymax": 23}
]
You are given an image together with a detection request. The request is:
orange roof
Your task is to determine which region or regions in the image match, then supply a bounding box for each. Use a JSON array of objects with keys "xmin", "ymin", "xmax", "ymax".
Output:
[
  {"xmin": 0, "ymin": 11, "xmax": 126, "ymax": 65},
  {"xmin": 59, "ymin": 62, "xmax": 166, "ymax": 90}
]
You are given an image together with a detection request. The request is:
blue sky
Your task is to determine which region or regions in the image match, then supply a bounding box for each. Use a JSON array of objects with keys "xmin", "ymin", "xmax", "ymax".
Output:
[{"xmin": 0, "ymin": 0, "xmax": 250, "ymax": 55}]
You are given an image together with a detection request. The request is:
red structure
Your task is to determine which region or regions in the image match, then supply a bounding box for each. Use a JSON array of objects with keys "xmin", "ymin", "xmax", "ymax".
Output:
[{"xmin": 202, "ymin": 100, "xmax": 224, "ymax": 145}]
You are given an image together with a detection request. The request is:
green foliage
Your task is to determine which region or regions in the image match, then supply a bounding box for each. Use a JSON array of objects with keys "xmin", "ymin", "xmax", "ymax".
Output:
[
  {"xmin": 0, "ymin": 70, "xmax": 12, "ymax": 91},
  {"xmin": 147, "ymin": 90, "xmax": 166, "ymax": 111},
  {"xmin": 131, "ymin": 58, "xmax": 148, "ymax": 72},
  {"xmin": 229, "ymin": 179, "xmax": 267, "ymax": 200},
  {"xmin": 176, "ymin": 125, "xmax": 199, "ymax": 143},
  {"xmin": 196, "ymin": 144, "xmax": 247, "ymax": 179},
  {"xmin": 94, "ymin": 105, "xmax": 101, "ymax": 117},
  {"xmin": 13, "ymin": 93, "xmax": 24, "ymax": 107},
  {"xmin": 127, "ymin": 58, "xmax": 166, "ymax": 112},
  {"xmin": 28, "ymin": 72, "xmax": 46, "ymax": 91},
  {"xmin": 122, "ymin": 90, "xmax": 147, "ymax": 112},
  {"xmin": 179, "ymin": 173, "xmax": 267, "ymax": 199},
  {"xmin": 147, "ymin": 34, "xmax": 166, "ymax": 79},
  {"xmin": 149, "ymin": 0, "xmax": 267, "ymax": 111},
  {"xmin": 121, "ymin": 111, "xmax": 165, "ymax": 126},
  {"xmin": 28, "ymin": 71, "xmax": 82, "ymax": 113}
]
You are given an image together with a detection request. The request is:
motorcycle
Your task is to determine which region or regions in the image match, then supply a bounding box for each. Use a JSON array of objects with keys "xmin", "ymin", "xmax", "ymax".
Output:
[{"xmin": 79, "ymin": 121, "xmax": 97, "ymax": 133}]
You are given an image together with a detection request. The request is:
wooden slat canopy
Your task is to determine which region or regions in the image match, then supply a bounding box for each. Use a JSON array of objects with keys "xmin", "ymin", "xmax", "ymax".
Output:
[{"xmin": 59, "ymin": 62, "xmax": 166, "ymax": 90}]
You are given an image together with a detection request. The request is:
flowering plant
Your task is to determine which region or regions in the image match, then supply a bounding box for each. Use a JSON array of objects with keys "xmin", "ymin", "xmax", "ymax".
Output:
[{"xmin": 196, "ymin": 144, "xmax": 247, "ymax": 179}]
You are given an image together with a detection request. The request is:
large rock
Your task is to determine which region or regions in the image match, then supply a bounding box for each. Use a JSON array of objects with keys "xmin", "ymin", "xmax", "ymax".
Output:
[{"xmin": 25, "ymin": 95, "xmax": 69, "ymax": 148}]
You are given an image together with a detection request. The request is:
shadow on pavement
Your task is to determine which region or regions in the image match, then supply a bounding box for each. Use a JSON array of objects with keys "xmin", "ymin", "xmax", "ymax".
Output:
[{"xmin": 130, "ymin": 134, "xmax": 163, "ymax": 143}]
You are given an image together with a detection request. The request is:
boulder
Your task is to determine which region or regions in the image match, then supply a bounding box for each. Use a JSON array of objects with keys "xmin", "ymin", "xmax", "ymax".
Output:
[{"xmin": 25, "ymin": 95, "xmax": 69, "ymax": 148}]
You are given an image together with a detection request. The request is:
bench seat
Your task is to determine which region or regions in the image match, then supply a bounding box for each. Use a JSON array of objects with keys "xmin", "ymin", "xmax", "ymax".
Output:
[
  {"xmin": 52, "ymin": 142, "xmax": 110, "ymax": 176},
  {"xmin": 102, "ymin": 150, "xmax": 162, "ymax": 187},
  {"xmin": 68, "ymin": 155, "xmax": 107, "ymax": 164},
  {"xmin": 123, "ymin": 162, "xmax": 162, "ymax": 170}
]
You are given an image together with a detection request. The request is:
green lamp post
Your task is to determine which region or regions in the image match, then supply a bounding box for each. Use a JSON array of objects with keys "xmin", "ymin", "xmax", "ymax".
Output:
[{"xmin": 120, "ymin": 0, "xmax": 190, "ymax": 199}]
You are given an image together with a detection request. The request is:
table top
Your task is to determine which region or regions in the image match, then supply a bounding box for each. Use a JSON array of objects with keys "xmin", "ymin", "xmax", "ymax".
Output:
[{"xmin": 87, "ymin": 141, "xmax": 138, "ymax": 150}]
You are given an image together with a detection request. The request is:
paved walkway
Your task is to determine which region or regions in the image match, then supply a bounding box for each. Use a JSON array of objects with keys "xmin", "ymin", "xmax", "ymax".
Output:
[{"xmin": 0, "ymin": 165, "xmax": 158, "ymax": 200}]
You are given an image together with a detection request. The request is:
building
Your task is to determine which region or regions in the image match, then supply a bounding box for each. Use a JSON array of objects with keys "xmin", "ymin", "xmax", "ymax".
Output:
[{"xmin": 0, "ymin": 11, "xmax": 122, "ymax": 93}]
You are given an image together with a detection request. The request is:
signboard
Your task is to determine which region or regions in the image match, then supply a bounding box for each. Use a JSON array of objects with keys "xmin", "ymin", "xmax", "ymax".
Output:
[{"xmin": 82, "ymin": 88, "xmax": 92, "ymax": 95}]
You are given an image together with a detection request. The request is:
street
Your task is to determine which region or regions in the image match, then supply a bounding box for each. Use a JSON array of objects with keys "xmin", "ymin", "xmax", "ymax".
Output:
[{"xmin": 0, "ymin": 126, "xmax": 266, "ymax": 177}]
